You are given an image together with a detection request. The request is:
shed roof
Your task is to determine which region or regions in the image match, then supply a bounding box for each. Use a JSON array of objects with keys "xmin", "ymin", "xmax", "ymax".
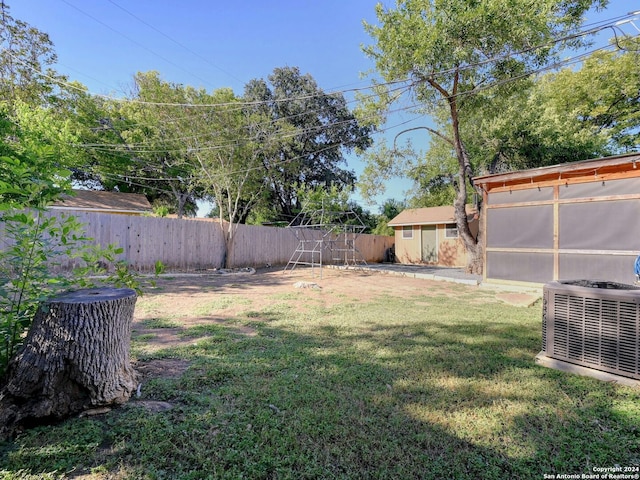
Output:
[
  {"xmin": 473, "ymin": 152, "xmax": 640, "ymax": 190},
  {"xmin": 388, "ymin": 205, "xmax": 477, "ymax": 227},
  {"xmin": 51, "ymin": 190, "xmax": 152, "ymax": 214}
]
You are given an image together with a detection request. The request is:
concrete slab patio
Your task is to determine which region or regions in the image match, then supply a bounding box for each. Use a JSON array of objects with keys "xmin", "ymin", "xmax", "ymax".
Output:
[
  {"xmin": 335, "ymin": 263, "xmax": 542, "ymax": 306},
  {"xmin": 337, "ymin": 263, "xmax": 482, "ymax": 285}
]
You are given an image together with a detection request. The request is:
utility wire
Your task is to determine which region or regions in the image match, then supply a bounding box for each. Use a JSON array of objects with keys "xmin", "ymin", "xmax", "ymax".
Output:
[
  {"xmin": 423, "ymin": 17, "xmax": 639, "ymax": 81},
  {"xmin": 58, "ymin": 0, "xmax": 218, "ymax": 90},
  {"xmin": 104, "ymin": 0, "xmax": 245, "ymax": 87},
  {"xmin": 7, "ymin": 9, "xmax": 636, "ymax": 109},
  {"xmin": 72, "ymin": 84, "xmax": 417, "ymax": 152},
  {"xmin": 68, "ymin": 79, "xmax": 414, "ymax": 135},
  {"xmin": 444, "ymin": 42, "xmax": 629, "ymax": 101},
  {"xmin": 69, "ymin": 38, "xmax": 636, "ymax": 154},
  {"xmin": 12, "ymin": 37, "xmax": 628, "ymax": 168},
  {"xmin": 81, "ymin": 136, "xmax": 359, "ymax": 190},
  {"xmin": 73, "ymin": 99, "xmax": 423, "ymax": 157},
  {"xmin": 5, "ymin": 2, "xmax": 635, "ymax": 112},
  {"xmin": 3, "ymin": 48, "xmax": 413, "ymax": 108},
  {"xmin": 5, "ymin": 5, "xmax": 638, "ymax": 186},
  {"xmin": 5, "ymin": 33, "xmax": 634, "ymax": 161},
  {"xmin": 3, "ymin": 23, "xmax": 632, "ymax": 131}
]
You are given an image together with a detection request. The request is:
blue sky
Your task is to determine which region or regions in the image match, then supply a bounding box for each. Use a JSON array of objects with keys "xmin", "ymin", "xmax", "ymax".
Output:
[{"xmin": 8, "ymin": 0, "xmax": 638, "ymax": 214}]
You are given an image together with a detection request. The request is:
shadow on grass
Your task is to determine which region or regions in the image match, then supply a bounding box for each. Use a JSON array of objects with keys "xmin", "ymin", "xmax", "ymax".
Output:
[
  {"xmin": 139, "ymin": 267, "xmax": 298, "ymax": 296},
  {"xmin": 2, "ymin": 293, "xmax": 639, "ymax": 479}
]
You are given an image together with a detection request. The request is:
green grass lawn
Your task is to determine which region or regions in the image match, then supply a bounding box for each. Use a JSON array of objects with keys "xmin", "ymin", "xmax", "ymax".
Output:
[{"xmin": 1, "ymin": 278, "xmax": 639, "ymax": 479}]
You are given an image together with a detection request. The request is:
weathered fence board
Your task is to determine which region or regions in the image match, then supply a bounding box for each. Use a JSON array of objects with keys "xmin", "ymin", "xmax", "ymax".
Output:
[{"xmin": 1, "ymin": 211, "xmax": 394, "ymax": 272}]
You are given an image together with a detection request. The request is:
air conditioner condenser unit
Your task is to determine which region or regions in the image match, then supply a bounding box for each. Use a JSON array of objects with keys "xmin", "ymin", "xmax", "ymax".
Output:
[{"xmin": 536, "ymin": 280, "xmax": 640, "ymax": 386}]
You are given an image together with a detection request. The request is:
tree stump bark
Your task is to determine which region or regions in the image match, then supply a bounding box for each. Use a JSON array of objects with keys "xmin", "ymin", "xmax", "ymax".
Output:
[{"xmin": 0, "ymin": 287, "xmax": 138, "ymax": 439}]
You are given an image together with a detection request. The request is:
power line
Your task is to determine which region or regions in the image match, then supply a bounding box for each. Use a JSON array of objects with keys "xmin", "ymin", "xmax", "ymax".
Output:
[
  {"xmin": 76, "ymin": 78, "xmax": 413, "ymax": 134},
  {"xmin": 419, "ymin": 13, "xmax": 639, "ymax": 81},
  {"xmin": 6, "ymin": 4, "xmax": 637, "ymax": 182},
  {"xmin": 72, "ymin": 99, "xmax": 422, "ymax": 157},
  {"xmin": 8, "ymin": 38, "xmax": 632, "ymax": 160},
  {"xmin": 104, "ymin": 0, "xmax": 245, "ymax": 88},
  {"xmin": 445, "ymin": 42, "xmax": 630, "ymax": 101},
  {"xmin": 9, "ymin": 6, "xmax": 637, "ymax": 108},
  {"xmin": 5, "ymin": 1, "xmax": 636, "ymax": 114},
  {"xmin": 70, "ymin": 84, "xmax": 417, "ymax": 152},
  {"xmin": 58, "ymin": 0, "xmax": 218, "ymax": 90},
  {"xmin": 7, "ymin": 7, "xmax": 635, "ymax": 110},
  {"xmin": 3, "ymin": 48, "xmax": 413, "ymax": 108},
  {"xmin": 9, "ymin": 33, "xmax": 632, "ymax": 153},
  {"xmin": 81, "ymin": 136, "xmax": 360, "ymax": 191},
  {"xmin": 5, "ymin": 36, "xmax": 634, "ymax": 158}
]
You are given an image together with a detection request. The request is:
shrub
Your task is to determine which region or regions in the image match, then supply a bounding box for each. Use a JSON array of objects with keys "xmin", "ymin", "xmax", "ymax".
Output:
[{"xmin": 0, "ymin": 208, "xmax": 140, "ymax": 377}]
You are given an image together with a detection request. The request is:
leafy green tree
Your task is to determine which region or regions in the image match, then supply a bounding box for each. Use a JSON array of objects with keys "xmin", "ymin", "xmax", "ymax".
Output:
[
  {"xmin": 428, "ymin": 39, "xmax": 639, "ymax": 204},
  {"xmin": 460, "ymin": 60, "xmax": 623, "ymax": 176},
  {"xmin": 380, "ymin": 198, "xmax": 405, "ymax": 222},
  {"xmin": 67, "ymin": 92, "xmax": 135, "ymax": 189},
  {"xmin": 0, "ymin": 111, "xmax": 141, "ymax": 376},
  {"xmin": 0, "ymin": 104, "xmax": 72, "ymax": 206},
  {"xmin": 0, "ymin": 3, "xmax": 100, "ymax": 190},
  {"xmin": 371, "ymin": 220, "xmax": 393, "ymax": 237},
  {"xmin": 532, "ymin": 39, "xmax": 640, "ymax": 154},
  {"xmin": 185, "ymin": 87, "xmax": 275, "ymax": 267},
  {"xmin": 377, "ymin": 41, "xmax": 640, "ymax": 210},
  {"xmin": 362, "ymin": 0, "xmax": 607, "ymax": 273},
  {"xmin": 0, "ymin": 2, "xmax": 65, "ymax": 106},
  {"xmin": 371, "ymin": 198, "xmax": 406, "ymax": 236},
  {"xmin": 0, "ymin": 1, "xmax": 91, "ymax": 149},
  {"xmin": 0, "ymin": 6, "xmax": 147, "ymax": 375},
  {"xmin": 72, "ymin": 72, "xmax": 205, "ymax": 217},
  {"xmin": 244, "ymin": 66, "xmax": 373, "ymax": 222},
  {"xmin": 357, "ymin": 139, "xmax": 413, "ymax": 205},
  {"xmin": 295, "ymin": 184, "xmax": 375, "ymax": 233}
]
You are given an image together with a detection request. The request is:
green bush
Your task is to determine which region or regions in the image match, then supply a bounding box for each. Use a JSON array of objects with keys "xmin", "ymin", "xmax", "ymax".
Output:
[{"xmin": 0, "ymin": 208, "xmax": 141, "ymax": 376}]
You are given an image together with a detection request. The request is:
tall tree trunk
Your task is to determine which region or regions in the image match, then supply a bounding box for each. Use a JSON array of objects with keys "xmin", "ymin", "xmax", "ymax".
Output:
[
  {"xmin": 223, "ymin": 225, "xmax": 235, "ymax": 269},
  {"xmin": 0, "ymin": 287, "xmax": 138, "ymax": 439},
  {"xmin": 440, "ymin": 73, "xmax": 483, "ymax": 275},
  {"xmin": 454, "ymin": 144, "xmax": 483, "ymax": 275}
]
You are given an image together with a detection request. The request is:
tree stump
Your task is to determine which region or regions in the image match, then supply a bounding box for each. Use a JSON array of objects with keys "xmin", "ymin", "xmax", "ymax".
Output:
[{"xmin": 0, "ymin": 287, "xmax": 138, "ymax": 439}]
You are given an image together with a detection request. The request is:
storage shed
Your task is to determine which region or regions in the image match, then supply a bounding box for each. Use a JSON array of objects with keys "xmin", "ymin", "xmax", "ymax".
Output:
[
  {"xmin": 474, "ymin": 153, "xmax": 640, "ymax": 286},
  {"xmin": 388, "ymin": 205, "xmax": 478, "ymax": 267}
]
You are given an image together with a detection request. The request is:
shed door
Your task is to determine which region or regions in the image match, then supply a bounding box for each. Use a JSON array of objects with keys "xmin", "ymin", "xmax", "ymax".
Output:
[{"xmin": 421, "ymin": 226, "xmax": 437, "ymax": 263}]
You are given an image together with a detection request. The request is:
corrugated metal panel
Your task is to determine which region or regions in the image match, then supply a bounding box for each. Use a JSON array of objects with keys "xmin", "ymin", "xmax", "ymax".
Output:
[
  {"xmin": 488, "ymin": 187, "xmax": 554, "ymax": 205},
  {"xmin": 559, "ymin": 177, "xmax": 640, "ymax": 200}
]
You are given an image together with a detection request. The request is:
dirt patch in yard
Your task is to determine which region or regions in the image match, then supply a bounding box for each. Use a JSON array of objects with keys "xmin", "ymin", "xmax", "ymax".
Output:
[
  {"xmin": 133, "ymin": 267, "xmax": 444, "ymax": 326},
  {"xmin": 135, "ymin": 358, "xmax": 191, "ymax": 380},
  {"xmin": 130, "ymin": 266, "xmax": 526, "ymax": 380}
]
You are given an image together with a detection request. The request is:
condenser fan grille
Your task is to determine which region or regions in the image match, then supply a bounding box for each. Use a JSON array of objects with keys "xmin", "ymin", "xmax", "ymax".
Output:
[{"xmin": 542, "ymin": 282, "xmax": 640, "ymax": 380}]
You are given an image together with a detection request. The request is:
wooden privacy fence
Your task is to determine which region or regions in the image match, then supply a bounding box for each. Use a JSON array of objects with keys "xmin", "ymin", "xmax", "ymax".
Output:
[{"xmin": 9, "ymin": 211, "xmax": 394, "ymax": 272}]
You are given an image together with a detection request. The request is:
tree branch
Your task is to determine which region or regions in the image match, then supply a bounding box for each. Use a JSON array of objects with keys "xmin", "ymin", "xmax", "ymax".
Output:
[
  {"xmin": 425, "ymin": 76, "xmax": 451, "ymax": 99},
  {"xmin": 393, "ymin": 126, "xmax": 454, "ymax": 148}
]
